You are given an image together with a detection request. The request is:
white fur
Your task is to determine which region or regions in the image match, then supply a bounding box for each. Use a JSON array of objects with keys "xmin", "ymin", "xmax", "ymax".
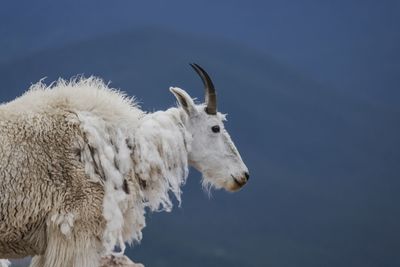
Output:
[{"xmin": 0, "ymin": 77, "xmax": 248, "ymax": 267}]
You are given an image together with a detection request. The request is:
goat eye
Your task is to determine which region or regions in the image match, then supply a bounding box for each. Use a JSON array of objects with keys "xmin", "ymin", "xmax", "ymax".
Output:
[{"xmin": 211, "ymin": 125, "xmax": 220, "ymax": 133}]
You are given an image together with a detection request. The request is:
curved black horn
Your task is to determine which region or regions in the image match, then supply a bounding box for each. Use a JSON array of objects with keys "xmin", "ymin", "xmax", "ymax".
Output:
[{"xmin": 190, "ymin": 63, "xmax": 217, "ymax": 115}]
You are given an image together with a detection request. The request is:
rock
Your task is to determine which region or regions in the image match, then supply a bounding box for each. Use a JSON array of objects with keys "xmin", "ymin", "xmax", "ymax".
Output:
[{"xmin": 100, "ymin": 255, "xmax": 144, "ymax": 267}]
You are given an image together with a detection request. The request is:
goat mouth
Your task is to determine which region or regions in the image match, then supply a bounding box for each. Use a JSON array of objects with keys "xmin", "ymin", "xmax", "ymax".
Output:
[{"xmin": 231, "ymin": 175, "xmax": 245, "ymax": 187}]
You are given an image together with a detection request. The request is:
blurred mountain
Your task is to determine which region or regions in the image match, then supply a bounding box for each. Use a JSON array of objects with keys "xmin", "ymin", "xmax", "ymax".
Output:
[
  {"xmin": 2, "ymin": 0, "xmax": 400, "ymax": 113},
  {"xmin": 1, "ymin": 28, "xmax": 399, "ymax": 267}
]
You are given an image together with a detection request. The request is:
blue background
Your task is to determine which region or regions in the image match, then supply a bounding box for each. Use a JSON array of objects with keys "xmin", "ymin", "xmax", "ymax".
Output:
[{"xmin": 1, "ymin": 1, "xmax": 399, "ymax": 266}]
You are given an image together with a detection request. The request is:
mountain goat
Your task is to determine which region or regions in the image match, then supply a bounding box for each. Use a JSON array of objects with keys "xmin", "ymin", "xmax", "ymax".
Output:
[{"xmin": 0, "ymin": 64, "xmax": 249, "ymax": 267}]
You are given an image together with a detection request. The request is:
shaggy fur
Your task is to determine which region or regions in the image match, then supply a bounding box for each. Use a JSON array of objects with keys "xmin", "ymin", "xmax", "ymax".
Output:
[{"xmin": 0, "ymin": 78, "xmax": 190, "ymax": 266}]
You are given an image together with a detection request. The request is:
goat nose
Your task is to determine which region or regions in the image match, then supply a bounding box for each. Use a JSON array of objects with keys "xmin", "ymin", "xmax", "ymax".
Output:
[{"xmin": 244, "ymin": 172, "xmax": 250, "ymax": 181}]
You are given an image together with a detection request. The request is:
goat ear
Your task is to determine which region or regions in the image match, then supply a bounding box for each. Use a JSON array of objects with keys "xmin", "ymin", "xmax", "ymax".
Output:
[{"xmin": 170, "ymin": 87, "xmax": 197, "ymax": 116}]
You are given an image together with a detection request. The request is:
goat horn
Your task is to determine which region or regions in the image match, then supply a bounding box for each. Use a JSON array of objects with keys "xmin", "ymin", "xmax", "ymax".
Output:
[{"xmin": 190, "ymin": 63, "xmax": 217, "ymax": 115}]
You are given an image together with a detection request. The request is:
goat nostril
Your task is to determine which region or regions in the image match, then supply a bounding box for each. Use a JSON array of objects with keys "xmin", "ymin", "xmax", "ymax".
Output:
[{"xmin": 244, "ymin": 172, "xmax": 250, "ymax": 181}]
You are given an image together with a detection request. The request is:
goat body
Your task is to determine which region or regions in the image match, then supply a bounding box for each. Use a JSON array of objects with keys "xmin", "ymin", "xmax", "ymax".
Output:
[{"xmin": 0, "ymin": 78, "xmax": 189, "ymax": 267}]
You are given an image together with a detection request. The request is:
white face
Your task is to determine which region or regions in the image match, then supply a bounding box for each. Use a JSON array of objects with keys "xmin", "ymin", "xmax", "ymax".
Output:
[{"xmin": 170, "ymin": 87, "xmax": 249, "ymax": 192}]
